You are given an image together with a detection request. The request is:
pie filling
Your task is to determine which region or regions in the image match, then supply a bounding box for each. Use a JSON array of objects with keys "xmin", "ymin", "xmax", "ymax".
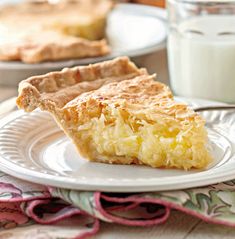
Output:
[
  {"xmin": 52, "ymin": 16, "xmax": 107, "ymax": 40},
  {"xmin": 62, "ymin": 104, "xmax": 211, "ymax": 170}
]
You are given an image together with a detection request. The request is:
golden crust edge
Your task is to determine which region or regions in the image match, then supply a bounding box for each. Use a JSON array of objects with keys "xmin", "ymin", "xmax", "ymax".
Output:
[{"xmin": 16, "ymin": 56, "xmax": 147, "ymax": 112}]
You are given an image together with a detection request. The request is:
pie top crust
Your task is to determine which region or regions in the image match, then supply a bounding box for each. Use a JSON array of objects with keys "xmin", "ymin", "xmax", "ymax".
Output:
[
  {"xmin": 0, "ymin": 0, "xmax": 112, "ymax": 63},
  {"xmin": 66, "ymin": 74, "xmax": 201, "ymax": 123},
  {"xmin": 17, "ymin": 56, "xmax": 200, "ymax": 123}
]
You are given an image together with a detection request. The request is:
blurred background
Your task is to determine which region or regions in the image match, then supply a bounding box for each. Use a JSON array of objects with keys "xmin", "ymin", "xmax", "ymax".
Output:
[
  {"xmin": 0, "ymin": 0, "xmax": 168, "ymax": 106},
  {"xmin": 0, "ymin": 0, "xmax": 168, "ymax": 86}
]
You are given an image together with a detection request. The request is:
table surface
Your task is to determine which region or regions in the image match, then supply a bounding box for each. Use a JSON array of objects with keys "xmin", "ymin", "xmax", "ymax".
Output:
[{"xmin": 1, "ymin": 88, "xmax": 235, "ymax": 238}]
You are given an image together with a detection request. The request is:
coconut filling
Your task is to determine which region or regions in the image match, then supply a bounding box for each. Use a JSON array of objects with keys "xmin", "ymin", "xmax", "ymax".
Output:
[{"xmin": 74, "ymin": 107, "xmax": 212, "ymax": 170}]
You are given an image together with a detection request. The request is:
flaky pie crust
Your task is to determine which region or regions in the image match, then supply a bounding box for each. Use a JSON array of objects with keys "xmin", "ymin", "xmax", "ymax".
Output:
[{"xmin": 17, "ymin": 57, "xmax": 147, "ymax": 112}]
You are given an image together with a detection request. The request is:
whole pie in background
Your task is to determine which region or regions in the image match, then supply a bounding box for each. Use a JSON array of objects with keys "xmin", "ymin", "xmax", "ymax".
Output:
[{"xmin": 0, "ymin": 0, "xmax": 113, "ymax": 63}]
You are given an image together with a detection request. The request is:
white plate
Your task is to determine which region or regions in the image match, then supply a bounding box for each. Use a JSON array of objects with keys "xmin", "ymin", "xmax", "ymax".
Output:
[
  {"xmin": 0, "ymin": 3, "xmax": 167, "ymax": 86},
  {"xmin": 0, "ymin": 97, "xmax": 234, "ymax": 192}
]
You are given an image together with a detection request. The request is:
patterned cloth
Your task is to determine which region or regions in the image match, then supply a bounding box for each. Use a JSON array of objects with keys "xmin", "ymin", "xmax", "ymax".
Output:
[{"xmin": 0, "ymin": 171, "xmax": 235, "ymax": 238}]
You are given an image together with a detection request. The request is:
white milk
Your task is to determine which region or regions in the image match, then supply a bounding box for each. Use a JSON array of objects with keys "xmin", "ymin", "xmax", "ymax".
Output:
[{"xmin": 168, "ymin": 15, "xmax": 235, "ymax": 103}]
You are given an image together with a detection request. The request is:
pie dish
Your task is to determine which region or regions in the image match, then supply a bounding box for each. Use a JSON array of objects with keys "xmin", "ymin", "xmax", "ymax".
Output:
[
  {"xmin": 17, "ymin": 57, "xmax": 212, "ymax": 170},
  {"xmin": 0, "ymin": 0, "xmax": 112, "ymax": 63}
]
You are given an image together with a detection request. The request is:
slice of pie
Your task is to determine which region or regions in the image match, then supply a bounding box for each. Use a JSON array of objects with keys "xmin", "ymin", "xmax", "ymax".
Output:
[
  {"xmin": 0, "ymin": 0, "xmax": 112, "ymax": 63},
  {"xmin": 17, "ymin": 57, "xmax": 212, "ymax": 170}
]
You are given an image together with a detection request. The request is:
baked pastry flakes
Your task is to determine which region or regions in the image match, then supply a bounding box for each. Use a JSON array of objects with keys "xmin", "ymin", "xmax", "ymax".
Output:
[
  {"xmin": 0, "ymin": 0, "xmax": 112, "ymax": 63},
  {"xmin": 17, "ymin": 57, "xmax": 212, "ymax": 170}
]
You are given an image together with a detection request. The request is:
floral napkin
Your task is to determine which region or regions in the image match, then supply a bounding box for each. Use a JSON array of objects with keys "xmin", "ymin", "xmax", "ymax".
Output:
[{"xmin": 0, "ymin": 170, "xmax": 235, "ymax": 239}]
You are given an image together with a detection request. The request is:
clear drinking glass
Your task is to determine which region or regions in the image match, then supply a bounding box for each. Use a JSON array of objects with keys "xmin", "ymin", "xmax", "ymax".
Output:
[{"xmin": 167, "ymin": 0, "xmax": 235, "ymax": 103}]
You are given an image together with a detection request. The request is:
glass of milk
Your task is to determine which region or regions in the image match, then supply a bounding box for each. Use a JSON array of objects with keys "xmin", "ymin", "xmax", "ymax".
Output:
[{"xmin": 167, "ymin": 0, "xmax": 235, "ymax": 103}]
